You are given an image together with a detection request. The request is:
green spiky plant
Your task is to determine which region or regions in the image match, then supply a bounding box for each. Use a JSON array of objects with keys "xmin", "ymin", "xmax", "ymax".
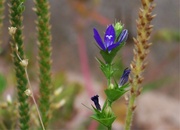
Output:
[
  {"xmin": 33, "ymin": 0, "xmax": 52, "ymax": 128},
  {"xmin": 8, "ymin": 0, "xmax": 30, "ymax": 129}
]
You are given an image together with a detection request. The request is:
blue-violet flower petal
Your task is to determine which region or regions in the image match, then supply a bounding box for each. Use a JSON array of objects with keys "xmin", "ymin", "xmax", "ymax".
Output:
[
  {"xmin": 118, "ymin": 29, "xmax": 128, "ymax": 43},
  {"xmin": 93, "ymin": 28, "xmax": 106, "ymax": 50},
  {"xmin": 104, "ymin": 25, "xmax": 116, "ymax": 48},
  {"xmin": 119, "ymin": 68, "xmax": 131, "ymax": 87}
]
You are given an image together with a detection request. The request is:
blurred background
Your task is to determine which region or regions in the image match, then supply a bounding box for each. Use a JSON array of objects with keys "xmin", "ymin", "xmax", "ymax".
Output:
[{"xmin": 0, "ymin": 0, "xmax": 179, "ymax": 130}]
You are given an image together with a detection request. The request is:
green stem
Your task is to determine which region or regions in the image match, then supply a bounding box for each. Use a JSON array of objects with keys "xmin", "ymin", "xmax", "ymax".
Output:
[
  {"xmin": 102, "ymin": 99, "xmax": 108, "ymax": 111},
  {"xmin": 103, "ymin": 63, "xmax": 111, "ymax": 111},
  {"xmin": 107, "ymin": 64, "xmax": 112, "ymax": 87},
  {"xmin": 108, "ymin": 125, "xmax": 112, "ymax": 130},
  {"xmin": 124, "ymin": 93, "xmax": 136, "ymax": 130},
  {"xmin": 108, "ymin": 77, "xmax": 111, "ymax": 87}
]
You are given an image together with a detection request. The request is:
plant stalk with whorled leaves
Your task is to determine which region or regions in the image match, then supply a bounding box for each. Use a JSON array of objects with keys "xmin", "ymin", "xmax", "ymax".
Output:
[
  {"xmin": 9, "ymin": 0, "xmax": 30, "ymax": 129},
  {"xmin": 33, "ymin": 0, "xmax": 52, "ymax": 128}
]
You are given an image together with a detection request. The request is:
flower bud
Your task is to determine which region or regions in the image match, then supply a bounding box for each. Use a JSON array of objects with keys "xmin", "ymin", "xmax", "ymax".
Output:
[
  {"xmin": 114, "ymin": 22, "xmax": 123, "ymax": 38},
  {"xmin": 119, "ymin": 68, "xmax": 131, "ymax": 87},
  {"xmin": 104, "ymin": 105, "xmax": 113, "ymax": 117},
  {"xmin": 91, "ymin": 95, "xmax": 101, "ymax": 110},
  {"xmin": 109, "ymin": 83, "xmax": 114, "ymax": 89}
]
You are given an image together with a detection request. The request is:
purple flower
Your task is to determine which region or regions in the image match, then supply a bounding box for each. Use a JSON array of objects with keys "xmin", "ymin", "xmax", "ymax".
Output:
[
  {"xmin": 119, "ymin": 68, "xmax": 131, "ymax": 86},
  {"xmin": 93, "ymin": 25, "xmax": 128, "ymax": 52},
  {"xmin": 91, "ymin": 95, "xmax": 101, "ymax": 110}
]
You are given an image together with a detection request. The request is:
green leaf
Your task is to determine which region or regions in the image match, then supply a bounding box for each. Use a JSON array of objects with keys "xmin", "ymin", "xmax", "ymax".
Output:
[
  {"xmin": 95, "ymin": 57, "xmax": 105, "ymax": 66},
  {"xmin": 100, "ymin": 42, "xmax": 125, "ymax": 64},
  {"xmin": 91, "ymin": 114, "xmax": 116, "ymax": 127},
  {"xmin": 96, "ymin": 58, "xmax": 114, "ymax": 78},
  {"xmin": 119, "ymin": 83, "xmax": 129, "ymax": 91},
  {"xmin": 105, "ymin": 88, "xmax": 127, "ymax": 103},
  {"xmin": 91, "ymin": 105, "xmax": 101, "ymax": 116}
]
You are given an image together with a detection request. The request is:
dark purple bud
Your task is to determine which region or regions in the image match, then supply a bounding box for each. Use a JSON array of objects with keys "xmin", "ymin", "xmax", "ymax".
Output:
[
  {"xmin": 91, "ymin": 95, "xmax": 101, "ymax": 110},
  {"xmin": 119, "ymin": 68, "xmax": 131, "ymax": 86}
]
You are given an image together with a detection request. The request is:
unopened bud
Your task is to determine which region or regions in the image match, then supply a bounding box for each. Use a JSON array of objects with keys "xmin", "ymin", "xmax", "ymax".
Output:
[
  {"xmin": 114, "ymin": 22, "xmax": 123, "ymax": 39},
  {"xmin": 104, "ymin": 105, "xmax": 113, "ymax": 117},
  {"xmin": 20, "ymin": 59, "xmax": 28, "ymax": 67},
  {"xmin": 109, "ymin": 83, "xmax": 114, "ymax": 89},
  {"xmin": 114, "ymin": 22, "xmax": 123, "ymax": 32}
]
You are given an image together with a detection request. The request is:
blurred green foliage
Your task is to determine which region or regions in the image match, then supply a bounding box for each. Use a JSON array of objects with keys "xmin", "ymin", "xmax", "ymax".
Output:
[
  {"xmin": 142, "ymin": 77, "xmax": 172, "ymax": 93},
  {"xmin": 153, "ymin": 29, "xmax": 180, "ymax": 42},
  {"xmin": 49, "ymin": 73, "xmax": 82, "ymax": 129},
  {"xmin": 0, "ymin": 100, "xmax": 18, "ymax": 130},
  {"xmin": 0, "ymin": 73, "xmax": 6, "ymax": 94}
]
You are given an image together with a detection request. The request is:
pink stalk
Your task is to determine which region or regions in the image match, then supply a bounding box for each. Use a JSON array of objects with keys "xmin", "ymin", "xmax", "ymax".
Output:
[
  {"xmin": 77, "ymin": 32, "xmax": 99, "ymax": 129},
  {"xmin": 77, "ymin": 32, "xmax": 94, "ymax": 97}
]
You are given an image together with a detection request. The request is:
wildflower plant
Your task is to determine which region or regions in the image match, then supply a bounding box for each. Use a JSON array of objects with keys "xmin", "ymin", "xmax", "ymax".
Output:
[
  {"xmin": 91, "ymin": 22, "xmax": 130, "ymax": 130},
  {"xmin": 90, "ymin": 0, "xmax": 156, "ymax": 129},
  {"xmin": 0, "ymin": 0, "xmax": 156, "ymax": 129}
]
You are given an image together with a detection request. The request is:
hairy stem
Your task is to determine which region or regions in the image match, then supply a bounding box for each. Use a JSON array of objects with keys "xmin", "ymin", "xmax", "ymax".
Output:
[
  {"xmin": 125, "ymin": 0, "xmax": 156, "ymax": 129},
  {"xmin": 24, "ymin": 68, "xmax": 45, "ymax": 130}
]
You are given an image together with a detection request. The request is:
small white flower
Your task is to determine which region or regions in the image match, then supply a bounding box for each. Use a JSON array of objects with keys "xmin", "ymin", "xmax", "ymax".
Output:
[
  {"xmin": 54, "ymin": 87, "xmax": 63, "ymax": 96},
  {"xmin": 20, "ymin": 59, "xmax": 28, "ymax": 67},
  {"xmin": 8, "ymin": 27, "xmax": 17, "ymax": 36},
  {"xmin": 6, "ymin": 94, "xmax": 12, "ymax": 104},
  {"xmin": 53, "ymin": 99, "xmax": 66, "ymax": 109},
  {"xmin": 25, "ymin": 89, "xmax": 32, "ymax": 96}
]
